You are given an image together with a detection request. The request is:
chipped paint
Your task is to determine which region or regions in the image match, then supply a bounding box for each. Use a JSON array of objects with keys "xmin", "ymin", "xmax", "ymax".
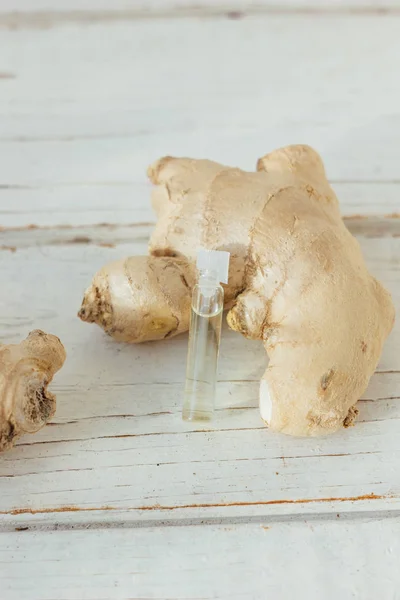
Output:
[{"xmin": 3, "ymin": 493, "xmax": 392, "ymax": 516}]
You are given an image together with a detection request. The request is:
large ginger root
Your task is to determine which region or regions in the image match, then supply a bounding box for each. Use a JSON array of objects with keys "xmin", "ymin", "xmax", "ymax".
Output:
[
  {"xmin": 0, "ymin": 330, "xmax": 66, "ymax": 451},
  {"xmin": 79, "ymin": 145, "xmax": 395, "ymax": 436}
]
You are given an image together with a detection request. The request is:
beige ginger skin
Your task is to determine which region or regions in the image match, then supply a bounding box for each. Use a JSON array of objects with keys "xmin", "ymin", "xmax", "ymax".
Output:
[
  {"xmin": 0, "ymin": 330, "xmax": 66, "ymax": 451},
  {"xmin": 79, "ymin": 145, "xmax": 395, "ymax": 436}
]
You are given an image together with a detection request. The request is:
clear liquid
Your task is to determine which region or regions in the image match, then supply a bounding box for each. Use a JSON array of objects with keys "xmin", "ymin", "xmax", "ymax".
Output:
[{"xmin": 182, "ymin": 304, "xmax": 223, "ymax": 421}]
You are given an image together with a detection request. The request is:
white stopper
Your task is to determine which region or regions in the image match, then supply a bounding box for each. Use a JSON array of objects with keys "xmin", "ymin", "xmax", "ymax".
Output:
[{"xmin": 197, "ymin": 249, "xmax": 230, "ymax": 284}]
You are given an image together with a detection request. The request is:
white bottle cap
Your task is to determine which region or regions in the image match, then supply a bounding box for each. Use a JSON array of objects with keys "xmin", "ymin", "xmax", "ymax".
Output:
[{"xmin": 197, "ymin": 249, "xmax": 230, "ymax": 284}]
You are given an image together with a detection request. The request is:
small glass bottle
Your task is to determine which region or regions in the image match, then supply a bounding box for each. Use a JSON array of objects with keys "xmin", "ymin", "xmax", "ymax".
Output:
[{"xmin": 182, "ymin": 249, "xmax": 230, "ymax": 422}]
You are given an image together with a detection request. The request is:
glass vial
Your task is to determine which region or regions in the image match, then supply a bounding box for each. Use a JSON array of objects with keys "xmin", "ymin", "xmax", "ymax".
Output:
[{"xmin": 182, "ymin": 250, "xmax": 230, "ymax": 422}]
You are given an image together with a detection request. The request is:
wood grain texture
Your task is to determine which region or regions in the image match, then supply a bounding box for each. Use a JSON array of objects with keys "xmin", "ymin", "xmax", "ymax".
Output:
[
  {"xmin": 1, "ymin": 518, "xmax": 400, "ymax": 600},
  {"xmin": 0, "ymin": 9, "xmax": 399, "ymax": 597},
  {"xmin": 0, "ymin": 16, "xmax": 400, "ymax": 188},
  {"xmin": 0, "ymin": 229, "xmax": 398, "ymax": 526}
]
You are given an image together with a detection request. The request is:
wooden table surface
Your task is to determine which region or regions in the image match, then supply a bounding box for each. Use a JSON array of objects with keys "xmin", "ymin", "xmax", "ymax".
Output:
[{"xmin": 0, "ymin": 2, "xmax": 399, "ymax": 598}]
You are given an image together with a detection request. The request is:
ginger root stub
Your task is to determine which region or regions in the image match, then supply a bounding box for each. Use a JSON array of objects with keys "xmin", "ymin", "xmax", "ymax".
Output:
[
  {"xmin": 0, "ymin": 330, "xmax": 66, "ymax": 451},
  {"xmin": 79, "ymin": 145, "xmax": 395, "ymax": 437}
]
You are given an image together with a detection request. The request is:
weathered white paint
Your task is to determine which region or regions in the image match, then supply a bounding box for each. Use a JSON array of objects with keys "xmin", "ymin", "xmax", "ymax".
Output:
[
  {"xmin": 0, "ymin": 8, "xmax": 399, "ymax": 597},
  {"xmin": 1, "ymin": 519, "xmax": 400, "ymax": 600},
  {"xmin": 1, "ymin": 17, "xmax": 400, "ymax": 186},
  {"xmin": 0, "ymin": 231, "xmax": 398, "ymax": 526}
]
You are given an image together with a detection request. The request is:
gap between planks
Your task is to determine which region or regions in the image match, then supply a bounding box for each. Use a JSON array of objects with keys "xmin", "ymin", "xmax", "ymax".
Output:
[
  {"xmin": 3, "ymin": 507, "xmax": 400, "ymax": 534},
  {"xmin": 1, "ymin": 496, "xmax": 399, "ymax": 535},
  {"xmin": 1, "ymin": 7, "xmax": 400, "ymax": 31}
]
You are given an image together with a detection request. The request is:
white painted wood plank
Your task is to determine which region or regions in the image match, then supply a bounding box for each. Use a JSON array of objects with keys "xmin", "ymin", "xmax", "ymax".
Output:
[
  {"xmin": 0, "ymin": 184, "xmax": 399, "ymax": 229},
  {"xmin": 1, "ymin": 16, "xmax": 400, "ymax": 186},
  {"xmin": 0, "ymin": 231, "xmax": 398, "ymax": 523},
  {"xmin": 1, "ymin": 518, "xmax": 400, "ymax": 600},
  {"xmin": 1, "ymin": 383, "xmax": 399, "ymax": 523},
  {"xmin": 0, "ymin": 185, "xmax": 154, "ymax": 228},
  {"xmin": 1, "ymin": 374, "xmax": 398, "ymax": 454}
]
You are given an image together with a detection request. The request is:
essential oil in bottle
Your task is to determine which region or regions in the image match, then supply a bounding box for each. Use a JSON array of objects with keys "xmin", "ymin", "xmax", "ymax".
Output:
[{"xmin": 182, "ymin": 249, "xmax": 230, "ymax": 422}]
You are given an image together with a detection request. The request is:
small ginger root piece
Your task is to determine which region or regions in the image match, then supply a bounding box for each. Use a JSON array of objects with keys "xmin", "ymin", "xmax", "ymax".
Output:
[
  {"xmin": 79, "ymin": 145, "xmax": 395, "ymax": 436},
  {"xmin": 0, "ymin": 330, "xmax": 66, "ymax": 451},
  {"xmin": 79, "ymin": 255, "xmax": 195, "ymax": 342}
]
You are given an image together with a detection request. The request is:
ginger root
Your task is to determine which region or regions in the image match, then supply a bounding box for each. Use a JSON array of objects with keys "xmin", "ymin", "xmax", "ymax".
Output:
[
  {"xmin": 0, "ymin": 330, "xmax": 66, "ymax": 451},
  {"xmin": 79, "ymin": 256, "xmax": 195, "ymax": 342},
  {"xmin": 79, "ymin": 145, "xmax": 395, "ymax": 436}
]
